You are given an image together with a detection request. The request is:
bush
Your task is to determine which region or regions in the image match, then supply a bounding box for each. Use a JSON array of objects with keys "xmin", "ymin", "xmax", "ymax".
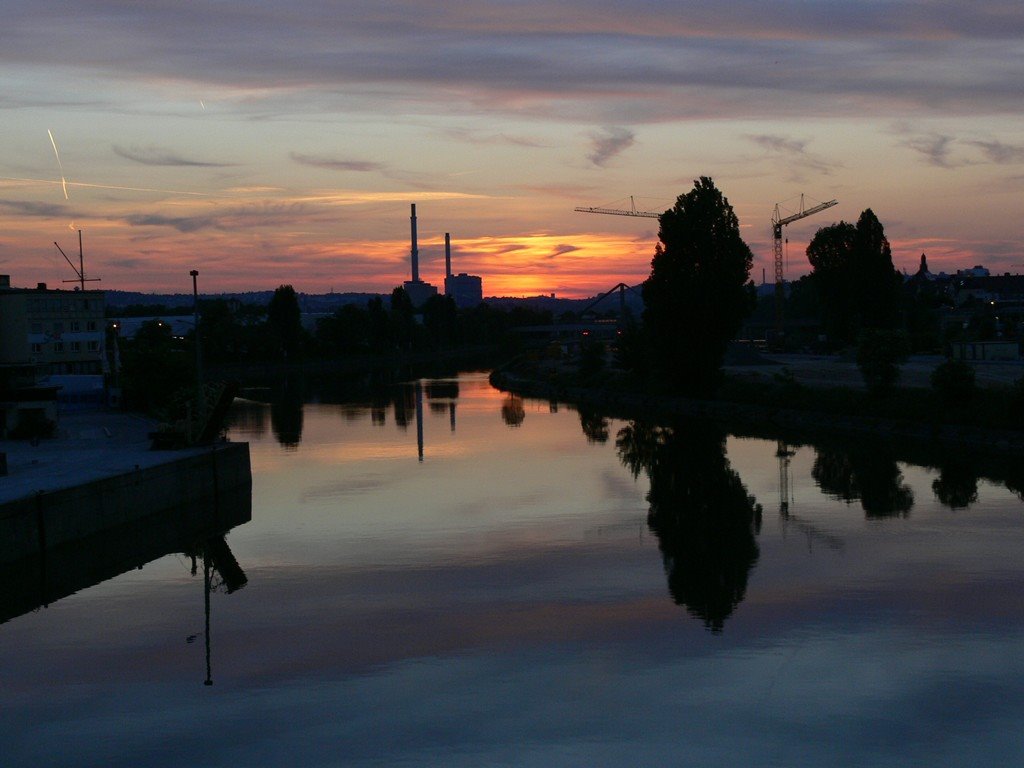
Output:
[
  {"xmin": 1009, "ymin": 376, "xmax": 1024, "ymax": 430},
  {"xmin": 856, "ymin": 329, "xmax": 909, "ymax": 395},
  {"xmin": 930, "ymin": 359, "xmax": 976, "ymax": 406},
  {"xmin": 579, "ymin": 339, "xmax": 606, "ymax": 378},
  {"xmin": 9, "ymin": 411, "xmax": 56, "ymax": 440}
]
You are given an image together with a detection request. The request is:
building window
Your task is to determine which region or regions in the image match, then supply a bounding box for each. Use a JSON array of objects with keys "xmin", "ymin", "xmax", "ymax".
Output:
[
  {"xmin": 70, "ymin": 321, "xmax": 81, "ymax": 332},
  {"xmin": 31, "ymin": 343, "xmax": 43, "ymax": 353},
  {"xmin": 54, "ymin": 342, "xmax": 64, "ymax": 352},
  {"xmin": 87, "ymin": 341, "xmax": 99, "ymax": 351},
  {"xmin": 87, "ymin": 321, "xmax": 97, "ymax": 331},
  {"xmin": 53, "ymin": 322, "xmax": 64, "ymax": 334},
  {"xmin": 71, "ymin": 341, "xmax": 82, "ymax": 352}
]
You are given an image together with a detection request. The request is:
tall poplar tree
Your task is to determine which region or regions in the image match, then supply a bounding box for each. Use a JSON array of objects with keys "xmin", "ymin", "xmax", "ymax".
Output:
[{"xmin": 641, "ymin": 177, "xmax": 755, "ymax": 396}]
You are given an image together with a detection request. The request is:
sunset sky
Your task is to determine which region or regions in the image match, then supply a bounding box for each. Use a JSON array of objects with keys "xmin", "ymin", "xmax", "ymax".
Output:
[{"xmin": 3, "ymin": 1, "xmax": 1023, "ymax": 298}]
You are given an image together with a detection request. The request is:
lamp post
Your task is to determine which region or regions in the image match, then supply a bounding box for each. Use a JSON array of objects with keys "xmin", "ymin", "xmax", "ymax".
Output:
[{"xmin": 190, "ymin": 270, "xmax": 203, "ymax": 427}]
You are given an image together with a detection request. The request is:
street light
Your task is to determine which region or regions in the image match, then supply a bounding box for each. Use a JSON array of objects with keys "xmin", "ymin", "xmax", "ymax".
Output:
[{"xmin": 190, "ymin": 270, "xmax": 203, "ymax": 428}]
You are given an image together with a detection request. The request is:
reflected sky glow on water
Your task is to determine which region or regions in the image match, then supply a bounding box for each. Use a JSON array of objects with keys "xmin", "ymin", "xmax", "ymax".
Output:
[{"xmin": 4, "ymin": 372, "xmax": 1024, "ymax": 766}]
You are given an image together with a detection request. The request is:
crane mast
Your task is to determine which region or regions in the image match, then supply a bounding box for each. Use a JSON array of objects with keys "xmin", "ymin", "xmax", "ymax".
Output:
[{"xmin": 771, "ymin": 195, "xmax": 837, "ymax": 343}]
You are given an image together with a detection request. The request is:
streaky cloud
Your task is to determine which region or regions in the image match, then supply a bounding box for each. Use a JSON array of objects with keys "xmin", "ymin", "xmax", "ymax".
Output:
[
  {"xmin": 444, "ymin": 128, "xmax": 547, "ymax": 148},
  {"xmin": 290, "ymin": 153, "xmax": 385, "ymax": 172},
  {"xmin": 549, "ymin": 244, "xmax": 581, "ymax": 258},
  {"xmin": 0, "ymin": 199, "xmax": 74, "ymax": 218},
  {"xmin": 112, "ymin": 144, "xmax": 231, "ymax": 167},
  {"xmin": 123, "ymin": 202, "xmax": 332, "ymax": 233}
]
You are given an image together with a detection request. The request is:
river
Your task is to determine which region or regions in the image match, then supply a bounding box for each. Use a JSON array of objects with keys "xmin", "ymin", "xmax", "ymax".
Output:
[{"xmin": 3, "ymin": 370, "xmax": 1024, "ymax": 766}]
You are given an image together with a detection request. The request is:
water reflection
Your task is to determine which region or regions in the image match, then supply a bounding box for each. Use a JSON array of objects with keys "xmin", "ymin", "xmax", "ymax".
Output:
[
  {"xmin": 616, "ymin": 420, "xmax": 762, "ymax": 633},
  {"xmin": 270, "ymin": 378, "xmax": 304, "ymax": 448},
  {"xmin": 0, "ymin": 483, "xmax": 251, "ymax": 685},
  {"xmin": 932, "ymin": 460, "xmax": 980, "ymax": 510},
  {"xmin": 501, "ymin": 394, "xmax": 525, "ymax": 428},
  {"xmin": 812, "ymin": 445, "xmax": 914, "ymax": 518},
  {"xmin": 577, "ymin": 406, "xmax": 610, "ymax": 444}
]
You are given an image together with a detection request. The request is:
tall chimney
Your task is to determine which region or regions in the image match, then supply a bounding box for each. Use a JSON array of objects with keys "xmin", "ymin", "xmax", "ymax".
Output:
[
  {"xmin": 445, "ymin": 232, "xmax": 451, "ymax": 278},
  {"xmin": 410, "ymin": 203, "xmax": 419, "ymax": 282}
]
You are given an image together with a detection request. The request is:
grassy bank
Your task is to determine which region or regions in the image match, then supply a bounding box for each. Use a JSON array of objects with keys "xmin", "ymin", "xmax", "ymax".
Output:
[{"xmin": 491, "ymin": 355, "xmax": 1024, "ymax": 453}]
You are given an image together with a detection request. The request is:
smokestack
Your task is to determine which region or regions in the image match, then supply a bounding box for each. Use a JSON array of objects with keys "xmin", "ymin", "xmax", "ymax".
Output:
[
  {"xmin": 445, "ymin": 232, "xmax": 451, "ymax": 278},
  {"xmin": 410, "ymin": 203, "xmax": 419, "ymax": 282}
]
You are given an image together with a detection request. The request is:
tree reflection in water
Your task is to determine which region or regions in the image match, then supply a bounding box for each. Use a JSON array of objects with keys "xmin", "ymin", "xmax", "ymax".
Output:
[
  {"xmin": 577, "ymin": 407, "xmax": 610, "ymax": 444},
  {"xmin": 617, "ymin": 420, "xmax": 762, "ymax": 633},
  {"xmin": 932, "ymin": 460, "xmax": 979, "ymax": 510},
  {"xmin": 501, "ymin": 394, "xmax": 525, "ymax": 428},
  {"xmin": 812, "ymin": 445, "xmax": 914, "ymax": 518},
  {"xmin": 270, "ymin": 379, "xmax": 304, "ymax": 449}
]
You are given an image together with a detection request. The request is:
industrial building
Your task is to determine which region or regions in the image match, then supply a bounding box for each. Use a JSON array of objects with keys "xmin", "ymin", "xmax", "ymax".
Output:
[
  {"xmin": 402, "ymin": 204, "xmax": 438, "ymax": 307},
  {"xmin": 441, "ymin": 232, "xmax": 483, "ymax": 308},
  {"xmin": 445, "ymin": 273, "xmax": 482, "ymax": 308},
  {"xmin": 399, "ymin": 206, "xmax": 483, "ymax": 309}
]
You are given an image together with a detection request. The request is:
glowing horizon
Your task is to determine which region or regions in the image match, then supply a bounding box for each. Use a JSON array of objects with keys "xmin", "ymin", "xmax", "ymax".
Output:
[{"xmin": 2, "ymin": 2, "xmax": 1023, "ymax": 298}]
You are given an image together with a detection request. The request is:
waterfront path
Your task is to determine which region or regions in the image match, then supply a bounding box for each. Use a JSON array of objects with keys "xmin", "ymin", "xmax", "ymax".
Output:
[
  {"xmin": 0, "ymin": 411, "xmax": 209, "ymax": 504},
  {"xmin": 724, "ymin": 353, "xmax": 1024, "ymax": 390}
]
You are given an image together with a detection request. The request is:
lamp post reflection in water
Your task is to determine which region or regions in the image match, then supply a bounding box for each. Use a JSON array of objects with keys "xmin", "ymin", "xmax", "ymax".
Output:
[{"xmin": 203, "ymin": 550, "xmax": 213, "ymax": 686}]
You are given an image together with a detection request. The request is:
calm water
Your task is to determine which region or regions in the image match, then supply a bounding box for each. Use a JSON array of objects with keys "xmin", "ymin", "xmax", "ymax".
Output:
[{"xmin": 4, "ymin": 371, "xmax": 1024, "ymax": 766}]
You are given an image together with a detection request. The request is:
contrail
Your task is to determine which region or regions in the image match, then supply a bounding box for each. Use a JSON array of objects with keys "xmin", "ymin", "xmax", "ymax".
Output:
[
  {"xmin": 0, "ymin": 175, "xmax": 211, "ymax": 197},
  {"xmin": 47, "ymin": 129, "xmax": 69, "ymax": 200}
]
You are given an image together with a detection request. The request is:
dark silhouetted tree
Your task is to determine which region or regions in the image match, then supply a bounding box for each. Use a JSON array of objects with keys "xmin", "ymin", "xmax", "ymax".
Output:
[
  {"xmin": 806, "ymin": 209, "xmax": 904, "ymax": 347},
  {"xmin": 855, "ymin": 209, "xmax": 904, "ymax": 330},
  {"xmin": 642, "ymin": 177, "xmax": 755, "ymax": 396},
  {"xmin": 267, "ymin": 285, "xmax": 303, "ymax": 359},
  {"xmin": 856, "ymin": 328, "xmax": 910, "ymax": 395},
  {"xmin": 806, "ymin": 221, "xmax": 858, "ymax": 346},
  {"xmin": 119, "ymin": 319, "xmax": 193, "ymax": 417}
]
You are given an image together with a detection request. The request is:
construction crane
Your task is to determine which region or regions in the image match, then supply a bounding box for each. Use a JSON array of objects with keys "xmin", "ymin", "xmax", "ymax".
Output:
[
  {"xmin": 771, "ymin": 195, "xmax": 837, "ymax": 343},
  {"xmin": 574, "ymin": 196, "xmax": 660, "ymax": 219}
]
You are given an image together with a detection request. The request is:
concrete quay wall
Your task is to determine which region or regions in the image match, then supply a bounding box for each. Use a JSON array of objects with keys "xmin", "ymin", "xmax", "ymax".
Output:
[{"xmin": 0, "ymin": 442, "xmax": 251, "ymax": 564}]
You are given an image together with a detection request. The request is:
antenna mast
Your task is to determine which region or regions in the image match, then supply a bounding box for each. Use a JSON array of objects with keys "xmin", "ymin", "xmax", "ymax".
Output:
[{"xmin": 54, "ymin": 230, "xmax": 101, "ymax": 291}]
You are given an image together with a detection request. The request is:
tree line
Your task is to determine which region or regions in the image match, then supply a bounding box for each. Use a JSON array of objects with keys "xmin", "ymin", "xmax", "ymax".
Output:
[
  {"xmin": 115, "ymin": 286, "xmax": 551, "ymax": 417},
  {"xmin": 619, "ymin": 176, "xmax": 959, "ymax": 397}
]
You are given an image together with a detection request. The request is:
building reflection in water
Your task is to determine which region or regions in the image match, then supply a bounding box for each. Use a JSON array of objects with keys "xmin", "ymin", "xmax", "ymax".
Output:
[{"xmin": 231, "ymin": 377, "xmax": 464, "ymax": 462}]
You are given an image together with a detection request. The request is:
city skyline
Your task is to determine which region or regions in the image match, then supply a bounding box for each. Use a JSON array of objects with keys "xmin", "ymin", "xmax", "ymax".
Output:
[{"xmin": 2, "ymin": 1, "xmax": 1023, "ymax": 298}]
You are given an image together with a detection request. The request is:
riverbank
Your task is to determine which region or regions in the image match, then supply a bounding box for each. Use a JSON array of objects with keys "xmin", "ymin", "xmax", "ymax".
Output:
[
  {"xmin": 0, "ymin": 409, "xmax": 252, "ymax": 563},
  {"xmin": 490, "ymin": 354, "xmax": 1024, "ymax": 455}
]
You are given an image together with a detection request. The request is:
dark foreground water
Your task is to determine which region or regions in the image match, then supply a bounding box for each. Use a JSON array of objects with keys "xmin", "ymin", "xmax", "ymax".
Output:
[{"xmin": 4, "ymin": 371, "xmax": 1024, "ymax": 766}]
